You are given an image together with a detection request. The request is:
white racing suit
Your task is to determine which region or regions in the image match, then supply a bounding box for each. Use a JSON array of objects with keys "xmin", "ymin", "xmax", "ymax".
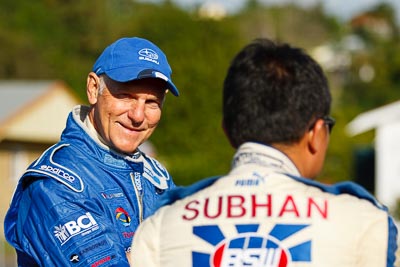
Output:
[{"xmin": 130, "ymin": 142, "xmax": 398, "ymax": 267}]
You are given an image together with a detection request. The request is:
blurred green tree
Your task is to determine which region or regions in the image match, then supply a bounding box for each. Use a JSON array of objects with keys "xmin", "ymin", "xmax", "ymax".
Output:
[{"xmin": 1, "ymin": 0, "xmax": 399, "ymax": 187}]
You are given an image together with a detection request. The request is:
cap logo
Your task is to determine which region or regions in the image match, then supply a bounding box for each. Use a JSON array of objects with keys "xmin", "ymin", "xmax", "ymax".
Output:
[{"xmin": 138, "ymin": 48, "xmax": 159, "ymax": 65}]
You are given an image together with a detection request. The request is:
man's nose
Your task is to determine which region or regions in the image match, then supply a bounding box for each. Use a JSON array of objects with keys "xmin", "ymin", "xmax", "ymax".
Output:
[{"xmin": 128, "ymin": 101, "xmax": 145, "ymax": 124}]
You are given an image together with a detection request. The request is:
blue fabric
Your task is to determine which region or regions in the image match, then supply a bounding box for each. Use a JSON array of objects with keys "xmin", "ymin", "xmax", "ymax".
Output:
[
  {"xmin": 4, "ymin": 111, "xmax": 175, "ymax": 266},
  {"xmin": 93, "ymin": 37, "xmax": 179, "ymax": 96},
  {"xmin": 387, "ymin": 217, "xmax": 398, "ymax": 267}
]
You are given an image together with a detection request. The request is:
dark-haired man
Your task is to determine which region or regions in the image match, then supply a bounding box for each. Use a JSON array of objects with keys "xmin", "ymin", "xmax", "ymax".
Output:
[{"xmin": 130, "ymin": 38, "xmax": 397, "ymax": 267}]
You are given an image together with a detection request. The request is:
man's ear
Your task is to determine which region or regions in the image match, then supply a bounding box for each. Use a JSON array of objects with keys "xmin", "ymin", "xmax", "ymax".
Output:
[
  {"xmin": 87, "ymin": 72, "xmax": 100, "ymax": 105},
  {"xmin": 307, "ymin": 119, "xmax": 326, "ymax": 154}
]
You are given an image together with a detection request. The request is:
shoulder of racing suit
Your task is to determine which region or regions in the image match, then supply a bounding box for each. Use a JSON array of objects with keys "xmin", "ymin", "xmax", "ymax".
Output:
[
  {"xmin": 160, "ymin": 173, "xmax": 388, "ymax": 212},
  {"xmin": 22, "ymin": 143, "xmax": 84, "ymax": 192},
  {"xmin": 21, "ymin": 141, "xmax": 173, "ymax": 193}
]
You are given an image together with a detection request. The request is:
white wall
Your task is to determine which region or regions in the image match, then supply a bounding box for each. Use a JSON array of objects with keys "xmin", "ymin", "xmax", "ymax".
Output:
[{"xmin": 375, "ymin": 122, "xmax": 400, "ymax": 209}]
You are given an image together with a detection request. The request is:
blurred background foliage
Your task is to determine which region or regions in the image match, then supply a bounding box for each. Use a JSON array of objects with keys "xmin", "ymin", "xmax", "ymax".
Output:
[{"xmin": 1, "ymin": 0, "xmax": 400, "ymax": 186}]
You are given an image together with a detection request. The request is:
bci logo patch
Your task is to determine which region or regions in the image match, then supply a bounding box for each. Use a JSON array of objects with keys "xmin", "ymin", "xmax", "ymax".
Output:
[
  {"xmin": 54, "ymin": 212, "xmax": 99, "ymax": 246},
  {"xmin": 192, "ymin": 224, "xmax": 311, "ymax": 267}
]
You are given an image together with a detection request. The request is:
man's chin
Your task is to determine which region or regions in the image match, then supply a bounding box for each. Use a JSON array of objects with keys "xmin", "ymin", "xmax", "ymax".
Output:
[{"xmin": 111, "ymin": 142, "xmax": 141, "ymax": 155}]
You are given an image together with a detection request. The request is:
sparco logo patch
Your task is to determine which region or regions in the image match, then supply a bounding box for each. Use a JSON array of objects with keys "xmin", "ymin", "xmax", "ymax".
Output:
[
  {"xmin": 54, "ymin": 212, "xmax": 99, "ymax": 245},
  {"xmin": 40, "ymin": 164, "xmax": 75, "ymax": 183},
  {"xmin": 191, "ymin": 223, "xmax": 311, "ymax": 267}
]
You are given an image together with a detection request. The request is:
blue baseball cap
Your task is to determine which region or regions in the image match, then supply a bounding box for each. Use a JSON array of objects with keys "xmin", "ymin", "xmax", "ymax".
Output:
[{"xmin": 93, "ymin": 37, "xmax": 179, "ymax": 96}]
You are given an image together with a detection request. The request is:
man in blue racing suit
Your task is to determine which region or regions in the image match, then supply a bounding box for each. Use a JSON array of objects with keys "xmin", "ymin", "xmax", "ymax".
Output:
[{"xmin": 4, "ymin": 37, "xmax": 179, "ymax": 266}]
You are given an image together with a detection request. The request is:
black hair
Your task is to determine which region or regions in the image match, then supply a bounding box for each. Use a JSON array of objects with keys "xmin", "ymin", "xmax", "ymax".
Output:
[{"xmin": 223, "ymin": 38, "xmax": 331, "ymax": 148}]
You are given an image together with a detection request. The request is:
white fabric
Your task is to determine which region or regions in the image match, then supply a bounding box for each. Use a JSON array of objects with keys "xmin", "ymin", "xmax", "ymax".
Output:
[{"xmin": 130, "ymin": 142, "xmax": 393, "ymax": 267}]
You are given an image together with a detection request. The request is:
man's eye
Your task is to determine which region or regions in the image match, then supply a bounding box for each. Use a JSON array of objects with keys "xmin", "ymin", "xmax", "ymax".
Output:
[
  {"xmin": 146, "ymin": 100, "xmax": 161, "ymax": 107},
  {"xmin": 116, "ymin": 93, "xmax": 132, "ymax": 99}
]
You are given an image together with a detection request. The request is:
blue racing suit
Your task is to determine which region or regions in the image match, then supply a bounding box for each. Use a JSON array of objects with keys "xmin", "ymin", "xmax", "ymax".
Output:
[{"xmin": 4, "ymin": 105, "xmax": 175, "ymax": 266}]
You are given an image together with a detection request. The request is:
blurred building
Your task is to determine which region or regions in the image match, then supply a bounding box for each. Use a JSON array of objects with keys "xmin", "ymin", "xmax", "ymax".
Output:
[
  {"xmin": 0, "ymin": 80, "xmax": 80, "ymax": 266},
  {"xmin": 350, "ymin": 12, "xmax": 394, "ymax": 40},
  {"xmin": 198, "ymin": 1, "xmax": 227, "ymax": 20},
  {"xmin": 346, "ymin": 100, "xmax": 400, "ymax": 210}
]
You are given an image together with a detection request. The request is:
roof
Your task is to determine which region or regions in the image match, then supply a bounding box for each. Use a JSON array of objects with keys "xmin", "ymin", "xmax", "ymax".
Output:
[
  {"xmin": 0, "ymin": 80, "xmax": 81, "ymax": 143},
  {"xmin": 346, "ymin": 100, "xmax": 400, "ymax": 136}
]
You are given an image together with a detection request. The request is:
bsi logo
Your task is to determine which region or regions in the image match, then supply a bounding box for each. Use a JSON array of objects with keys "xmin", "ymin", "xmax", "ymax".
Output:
[
  {"xmin": 212, "ymin": 235, "xmax": 289, "ymax": 267},
  {"xmin": 192, "ymin": 223, "xmax": 311, "ymax": 267},
  {"xmin": 54, "ymin": 212, "xmax": 99, "ymax": 246}
]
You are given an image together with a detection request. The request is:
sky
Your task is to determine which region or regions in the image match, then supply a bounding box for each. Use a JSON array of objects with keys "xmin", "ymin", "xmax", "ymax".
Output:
[{"xmin": 144, "ymin": 0, "xmax": 400, "ymax": 22}]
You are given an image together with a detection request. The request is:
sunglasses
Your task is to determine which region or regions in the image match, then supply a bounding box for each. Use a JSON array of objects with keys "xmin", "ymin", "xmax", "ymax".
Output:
[
  {"xmin": 322, "ymin": 115, "xmax": 336, "ymax": 133},
  {"xmin": 309, "ymin": 115, "xmax": 336, "ymax": 133}
]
